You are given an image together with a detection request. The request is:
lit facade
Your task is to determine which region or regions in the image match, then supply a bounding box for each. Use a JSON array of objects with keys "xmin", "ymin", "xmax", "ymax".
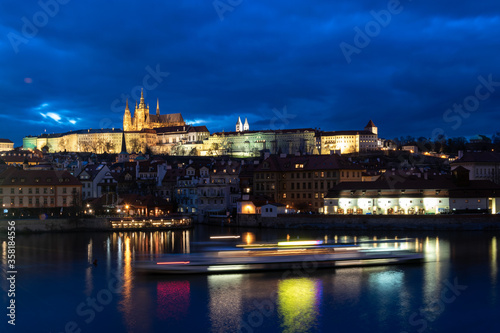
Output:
[
  {"xmin": 324, "ymin": 169, "xmax": 500, "ymax": 215},
  {"xmin": 319, "ymin": 120, "xmax": 378, "ymax": 154},
  {"xmin": 0, "ymin": 139, "xmax": 14, "ymax": 152},
  {"xmin": 202, "ymin": 128, "xmax": 318, "ymax": 157},
  {"xmin": 0, "ymin": 168, "xmax": 82, "ymax": 211},
  {"xmin": 123, "ymin": 90, "xmax": 185, "ymax": 131}
]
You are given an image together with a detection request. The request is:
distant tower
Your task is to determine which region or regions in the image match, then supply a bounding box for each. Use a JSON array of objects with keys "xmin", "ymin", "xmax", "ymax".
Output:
[
  {"xmin": 156, "ymin": 98, "xmax": 160, "ymax": 116},
  {"xmin": 123, "ymin": 99, "xmax": 132, "ymax": 131},
  {"xmin": 117, "ymin": 131, "xmax": 129, "ymax": 162},
  {"xmin": 243, "ymin": 117, "xmax": 249, "ymax": 131},
  {"xmin": 236, "ymin": 116, "xmax": 243, "ymax": 132},
  {"xmin": 364, "ymin": 120, "xmax": 378, "ymax": 135}
]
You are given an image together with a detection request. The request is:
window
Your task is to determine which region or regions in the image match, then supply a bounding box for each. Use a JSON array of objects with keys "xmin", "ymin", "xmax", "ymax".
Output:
[
  {"xmin": 36, "ymin": 188, "xmax": 39, "ymax": 194},
  {"xmin": 63, "ymin": 188, "xmax": 67, "ymax": 194},
  {"xmin": 63, "ymin": 198, "xmax": 67, "ymax": 205},
  {"xmin": 283, "ymin": 193, "xmax": 287, "ymax": 199},
  {"xmin": 315, "ymin": 193, "xmax": 319, "ymax": 199},
  {"xmin": 29, "ymin": 198, "xmax": 32, "ymax": 205},
  {"xmin": 44, "ymin": 188, "xmax": 47, "ymax": 194},
  {"xmin": 291, "ymin": 183, "xmax": 295, "ymax": 190},
  {"xmin": 291, "ymin": 193, "xmax": 295, "ymax": 199},
  {"xmin": 10, "ymin": 188, "xmax": 14, "ymax": 194}
]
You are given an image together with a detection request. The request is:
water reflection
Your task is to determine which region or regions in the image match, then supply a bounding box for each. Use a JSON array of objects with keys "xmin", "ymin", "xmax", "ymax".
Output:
[
  {"xmin": 208, "ymin": 274, "xmax": 243, "ymax": 332},
  {"xmin": 85, "ymin": 238, "xmax": 93, "ymax": 296},
  {"xmin": 157, "ymin": 280, "xmax": 190, "ymax": 320},
  {"xmin": 278, "ymin": 278, "xmax": 322, "ymax": 333},
  {"xmin": 491, "ymin": 236, "xmax": 498, "ymax": 285}
]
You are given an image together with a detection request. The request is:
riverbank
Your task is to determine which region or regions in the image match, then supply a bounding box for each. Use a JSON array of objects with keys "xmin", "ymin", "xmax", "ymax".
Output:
[
  {"xmin": 234, "ymin": 214, "xmax": 500, "ymax": 230},
  {"xmin": 0, "ymin": 217, "xmax": 192, "ymax": 233}
]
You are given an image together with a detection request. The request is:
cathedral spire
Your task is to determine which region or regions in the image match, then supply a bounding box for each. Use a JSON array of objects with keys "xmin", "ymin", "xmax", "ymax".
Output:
[
  {"xmin": 125, "ymin": 99, "xmax": 129, "ymax": 111},
  {"xmin": 156, "ymin": 98, "xmax": 160, "ymax": 116},
  {"xmin": 139, "ymin": 88, "xmax": 145, "ymax": 107}
]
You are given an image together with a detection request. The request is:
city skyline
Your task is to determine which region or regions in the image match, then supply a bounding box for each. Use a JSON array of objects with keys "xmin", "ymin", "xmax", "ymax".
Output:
[{"xmin": 2, "ymin": 1, "xmax": 500, "ymax": 146}]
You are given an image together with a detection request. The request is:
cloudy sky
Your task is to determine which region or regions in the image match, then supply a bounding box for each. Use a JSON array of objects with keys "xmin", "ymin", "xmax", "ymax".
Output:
[{"xmin": 1, "ymin": 0, "xmax": 500, "ymax": 146}]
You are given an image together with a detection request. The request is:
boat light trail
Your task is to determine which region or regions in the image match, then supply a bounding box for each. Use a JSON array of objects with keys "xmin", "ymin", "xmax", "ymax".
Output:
[
  {"xmin": 157, "ymin": 261, "xmax": 190, "ymax": 265},
  {"xmin": 278, "ymin": 240, "xmax": 323, "ymax": 246}
]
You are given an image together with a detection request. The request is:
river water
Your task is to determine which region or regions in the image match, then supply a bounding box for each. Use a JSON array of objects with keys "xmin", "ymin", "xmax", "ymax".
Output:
[{"xmin": 1, "ymin": 225, "xmax": 499, "ymax": 333}]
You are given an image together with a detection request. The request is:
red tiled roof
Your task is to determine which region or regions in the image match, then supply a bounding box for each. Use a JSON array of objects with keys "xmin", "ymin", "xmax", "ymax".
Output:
[
  {"xmin": 254, "ymin": 154, "xmax": 365, "ymax": 172},
  {"xmin": 0, "ymin": 167, "xmax": 82, "ymax": 186}
]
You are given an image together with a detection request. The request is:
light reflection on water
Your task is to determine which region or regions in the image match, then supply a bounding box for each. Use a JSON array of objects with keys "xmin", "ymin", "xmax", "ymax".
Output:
[
  {"xmin": 4, "ymin": 228, "xmax": 500, "ymax": 333},
  {"xmin": 278, "ymin": 278, "xmax": 322, "ymax": 333}
]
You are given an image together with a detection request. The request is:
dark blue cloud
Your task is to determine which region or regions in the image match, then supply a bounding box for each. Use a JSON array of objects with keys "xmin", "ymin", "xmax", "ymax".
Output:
[{"xmin": 1, "ymin": 0, "xmax": 500, "ymax": 146}]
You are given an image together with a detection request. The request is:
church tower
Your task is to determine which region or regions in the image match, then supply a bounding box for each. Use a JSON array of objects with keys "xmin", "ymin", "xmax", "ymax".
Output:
[
  {"xmin": 123, "ymin": 99, "xmax": 133, "ymax": 131},
  {"xmin": 135, "ymin": 89, "xmax": 147, "ymax": 131},
  {"xmin": 236, "ymin": 116, "xmax": 243, "ymax": 132},
  {"xmin": 243, "ymin": 117, "xmax": 249, "ymax": 131},
  {"xmin": 156, "ymin": 99, "xmax": 160, "ymax": 116},
  {"xmin": 364, "ymin": 120, "xmax": 378, "ymax": 135}
]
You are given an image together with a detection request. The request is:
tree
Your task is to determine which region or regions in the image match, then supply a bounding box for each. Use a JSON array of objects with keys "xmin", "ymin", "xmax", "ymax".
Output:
[
  {"xmin": 129, "ymin": 138, "xmax": 141, "ymax": 153},
  {"xmin": 104, "ymin": 140, "xmax": 115, "ymax": 153},
  {"xmin": 59, "ymin": 137, "xmax": 68, "ymax": 152}
]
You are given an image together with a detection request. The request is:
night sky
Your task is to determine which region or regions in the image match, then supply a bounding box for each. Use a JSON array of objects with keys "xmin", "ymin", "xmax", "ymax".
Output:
[{"xmin": 1, "ymin": 0, "xmax": 500, "ymax": 146}]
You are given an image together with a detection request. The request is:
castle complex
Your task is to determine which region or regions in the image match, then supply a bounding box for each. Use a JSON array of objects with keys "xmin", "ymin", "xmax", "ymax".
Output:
[{"xmin": 23, "ymin": 89, "xmax": 379, "ymax": 156}]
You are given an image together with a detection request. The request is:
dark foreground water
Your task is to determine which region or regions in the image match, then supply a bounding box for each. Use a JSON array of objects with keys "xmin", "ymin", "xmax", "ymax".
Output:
[{"xmin": 1, "ymin": 225, "xmax": 499, "ymax": 333}]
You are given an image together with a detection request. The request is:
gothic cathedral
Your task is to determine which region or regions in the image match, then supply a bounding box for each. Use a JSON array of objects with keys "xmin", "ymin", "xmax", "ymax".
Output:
[{"xmin": 123, "ymin": 89, "xmax": 185, "ymax": 131}]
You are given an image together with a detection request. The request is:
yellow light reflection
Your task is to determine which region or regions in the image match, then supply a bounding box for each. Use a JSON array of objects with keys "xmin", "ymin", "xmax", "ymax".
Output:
[
  {"xmin": 120, "ymin": 236, "xmax": 133, "ymax": 328},
  {"xmin": 244, "ymin": 232, "xmax": 255, "ymax": 245},
  {"xmin": 278, "ymin": 278, "xmax": 321, "ymax": 333}
]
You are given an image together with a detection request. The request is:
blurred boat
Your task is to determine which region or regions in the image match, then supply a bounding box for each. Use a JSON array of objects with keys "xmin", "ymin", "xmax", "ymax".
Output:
[{"xmin": 135, "ymin": 240, "xmax": 423, "ymax": 274}]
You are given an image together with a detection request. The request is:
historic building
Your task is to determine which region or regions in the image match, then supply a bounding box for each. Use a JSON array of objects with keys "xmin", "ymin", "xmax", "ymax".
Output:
[
  {"xmin": 451, "ymin": 151, "xmax": 500, "ymax": 184},
  {"xmin": 0, "ymin": 139, "xmax": 14, "ymax": 152},
  {"xmin": 154, "ymin": 125, "xmax": 210, "ymax": 155},
  {"xmin": 123, "ymin": 89, "xmax": 185, "ymax": 131},
  {"xmin": 324, "ymin": 167, "xmax": 500, "ymax": 215},
  {"xmin": 319, "ymin": 120, "xmax": 378, "ymax": 154},
  {"xmin": 236, "ymin": 116, "xmax": 249, "ymax": 132},
  {"xmin": 0, "ymin": 167, "xmax": 82, "ymax": 214},
  {"xmin": 202, "ymin": 128, "xmax": 318, "ymax": 157},
  {"xmin": 253, "ymin": 154, "xmax": 365, "ymax": 212}
]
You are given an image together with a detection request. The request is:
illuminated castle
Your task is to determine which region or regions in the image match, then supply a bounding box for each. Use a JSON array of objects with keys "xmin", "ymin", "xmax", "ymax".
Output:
[{"xmin": 123, "ymin": 89, "xmax": 185, "ymax": 131}]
